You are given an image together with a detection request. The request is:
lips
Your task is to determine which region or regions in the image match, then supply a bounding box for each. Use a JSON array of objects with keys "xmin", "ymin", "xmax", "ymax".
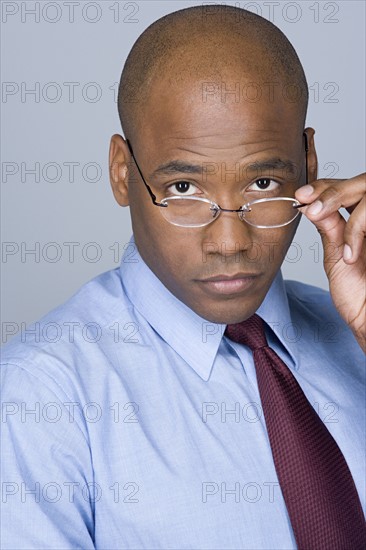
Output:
[
  {"xmin": 196, "ymin": 272, "xmax": 261, "ymax": 295},
  {"xmin": 200, "ymin": 272, "xmax": 260, "ymax": 282}
]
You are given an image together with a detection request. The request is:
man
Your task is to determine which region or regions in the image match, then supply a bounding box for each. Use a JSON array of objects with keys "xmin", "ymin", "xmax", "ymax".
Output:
[{"xmin": 1, "ymin": 5, "xmax": 365, "ymax": 549}]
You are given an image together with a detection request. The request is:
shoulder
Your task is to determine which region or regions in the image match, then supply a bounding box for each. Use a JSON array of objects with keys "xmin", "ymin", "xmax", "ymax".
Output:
[
  {"xmin": 284, "ymin": 279, "xmax": 334, "ymax": 312},
  {"xmin": 1, "ymin": 266, "xmax": 135, "ymax": 401},
  {"xmin": 284, "ymin": 279, "xmax": 363, "ymax": 357},
  {"xmin": 284, "ymin": 279, "xmax": 347, "ymax": 326},
  {"xmin": 3, "ymin": 265, "xmax": 132, "ymax": 347}
]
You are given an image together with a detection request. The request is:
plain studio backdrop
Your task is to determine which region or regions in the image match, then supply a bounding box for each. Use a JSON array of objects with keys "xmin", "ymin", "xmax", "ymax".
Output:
[{"xmin": 1, "ymin": 0, "xmax": 365, "ymax": 342}]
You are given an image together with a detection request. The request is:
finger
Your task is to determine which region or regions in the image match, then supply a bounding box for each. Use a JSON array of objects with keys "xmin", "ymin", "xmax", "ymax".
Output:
[
  {"xmin": 296, "ymin": 174, "xmax": 366, "ymax": 266},
  {"xmin": 302, "ymin": 208, "xmax": 346, "ymax": 273},
  {"xmin": 343, "ymin": 196, "xmax": 366, "ymax": 263},
  {"xmin": 295, "ymin": 179, "xmax": 342, "ymax": 204},
  {"xmin": 295, "ymin": 174, "xmax": 366, "ymax": 215}
]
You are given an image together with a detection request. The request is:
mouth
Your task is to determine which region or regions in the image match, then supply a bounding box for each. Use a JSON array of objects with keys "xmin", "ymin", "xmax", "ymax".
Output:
[{"xmin": 195, "ymin": 272, "xmax": 262, "ymax": 296}]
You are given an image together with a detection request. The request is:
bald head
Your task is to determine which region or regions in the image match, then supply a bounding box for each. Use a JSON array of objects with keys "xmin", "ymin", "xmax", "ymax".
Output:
[{"xmin": 117, "ymin": 5, "xmax": 308, "ymax": 141}]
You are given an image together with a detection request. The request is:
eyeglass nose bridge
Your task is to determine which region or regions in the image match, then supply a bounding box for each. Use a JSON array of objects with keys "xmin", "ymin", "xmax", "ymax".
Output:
[{"xmin": 209, "ymin": 202, "xmax": 251, "ymax": 220}]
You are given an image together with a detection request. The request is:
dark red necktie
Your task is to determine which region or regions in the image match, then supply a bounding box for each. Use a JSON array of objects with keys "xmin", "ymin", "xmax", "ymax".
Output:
[{"xmin": 225, "ymin": 314, "xmax": 366, "ymax": 549}]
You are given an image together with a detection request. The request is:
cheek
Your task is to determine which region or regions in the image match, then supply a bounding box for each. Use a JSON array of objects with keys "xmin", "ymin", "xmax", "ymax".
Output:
[
  {"xmin": 271, "ymin": 221, "xmax": 300, "ymax": 262},
  {"xmin": 250, "ymin": 224, "xmax": 299, "ymax": 269},
  {"xmin": 130, "ymin": 202, "xmax": 201, "ymax": 282}
]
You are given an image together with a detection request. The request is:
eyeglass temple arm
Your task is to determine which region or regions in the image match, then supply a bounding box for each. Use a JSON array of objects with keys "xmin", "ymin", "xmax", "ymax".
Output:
[
  {"xmin": 293, "ymin": 131, "xmax": 309, "ymax": 209},
  {"xmin": 125, "ymin": 139, "xmax": 167, "ymax": 208}
]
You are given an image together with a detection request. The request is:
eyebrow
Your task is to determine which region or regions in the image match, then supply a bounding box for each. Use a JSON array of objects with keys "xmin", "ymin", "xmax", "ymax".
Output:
[
  {"xmin": 152, "ymin": 158, "xmax": 298, "ymax": 177},
  {"xmin": 152, "ymin": 160, "xmax": 203, "ymax": 176},
  {"xmin": 247, "ymin": 159, "xmax": 298, "ymax": 176}
]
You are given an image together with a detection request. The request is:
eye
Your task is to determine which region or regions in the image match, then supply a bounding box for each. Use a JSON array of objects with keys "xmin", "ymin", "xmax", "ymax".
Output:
[
  {"xmin": 247, "ymin": 178, "xmax": 280, "ymax": 192},
  {"xmin": 167, "ymin": 181, "xmax": 199, "ymax": 196}
]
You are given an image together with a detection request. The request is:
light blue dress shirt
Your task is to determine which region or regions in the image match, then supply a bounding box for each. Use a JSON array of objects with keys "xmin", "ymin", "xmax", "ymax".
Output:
[{"xmin": 1, "ymin": 235, "xmax": 365, "ymax": 550}]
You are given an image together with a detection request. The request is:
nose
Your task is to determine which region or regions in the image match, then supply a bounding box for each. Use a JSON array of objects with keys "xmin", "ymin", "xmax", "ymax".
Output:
[{"xmin": 202, "ymin": 208, "xmax": 257, "ymax": 262}]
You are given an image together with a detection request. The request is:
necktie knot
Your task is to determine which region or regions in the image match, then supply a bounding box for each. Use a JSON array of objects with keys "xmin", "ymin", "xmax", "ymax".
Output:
[{"xmin": 225, "ymin": 313, "xmax": 268, "ymax": 351}]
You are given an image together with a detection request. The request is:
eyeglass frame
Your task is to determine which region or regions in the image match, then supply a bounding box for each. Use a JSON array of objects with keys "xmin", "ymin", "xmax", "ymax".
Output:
[{"xmin": 125, "ymin": 133, "xmax": 308, "ymax": 228}]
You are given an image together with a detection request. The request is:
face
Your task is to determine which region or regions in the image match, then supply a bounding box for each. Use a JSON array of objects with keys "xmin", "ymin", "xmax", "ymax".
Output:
[{"xmin": 110, "ymin": 68, "xmax": 317, "ymax": 324}]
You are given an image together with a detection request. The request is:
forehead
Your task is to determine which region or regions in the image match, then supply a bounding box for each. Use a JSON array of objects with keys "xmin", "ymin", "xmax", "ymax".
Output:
[{"xmin": 137, "ymin": 72, "xmax": 303, "ymax": 164}]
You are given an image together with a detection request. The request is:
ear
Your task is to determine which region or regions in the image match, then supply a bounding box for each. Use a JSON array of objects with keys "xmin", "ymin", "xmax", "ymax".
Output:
[
  {"xmin": 304, "ymin": 127, "xmax": 318, "ymax": 184},
  {"xmin": 109, "ymin": 134, "xmax": 131, "ymax": 206}
]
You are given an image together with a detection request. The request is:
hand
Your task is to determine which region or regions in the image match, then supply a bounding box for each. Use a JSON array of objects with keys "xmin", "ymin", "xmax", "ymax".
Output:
[{"xmin": 295, "ymin": 174, "xmax": 366, "ymax": 352}]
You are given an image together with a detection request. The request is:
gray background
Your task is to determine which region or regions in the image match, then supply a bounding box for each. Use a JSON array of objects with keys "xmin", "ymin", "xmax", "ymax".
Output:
[{"xmin": 1, "ymin": 0, "xmax": 365, "ymax": 342}]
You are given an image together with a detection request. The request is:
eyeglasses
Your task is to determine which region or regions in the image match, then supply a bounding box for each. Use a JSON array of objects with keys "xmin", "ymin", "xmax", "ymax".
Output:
[{"xmin": 125, "ymin": 134, "xmax": 308, "ymax": 229}]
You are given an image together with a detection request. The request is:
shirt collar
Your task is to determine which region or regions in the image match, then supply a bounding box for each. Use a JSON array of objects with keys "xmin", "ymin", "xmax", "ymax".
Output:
[
  {"xmin": 119, "ymin": 235, "xmax": 298, "ymax": 380},
  {"xmin": 256, "ymin": 271, "xmax": 299, "ymax": 369}
]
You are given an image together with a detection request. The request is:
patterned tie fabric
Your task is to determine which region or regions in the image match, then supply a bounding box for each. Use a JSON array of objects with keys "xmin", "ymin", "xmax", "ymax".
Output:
[{"xmin": 225, "ymin": 314, "xmax": 366, "ymax": 549}]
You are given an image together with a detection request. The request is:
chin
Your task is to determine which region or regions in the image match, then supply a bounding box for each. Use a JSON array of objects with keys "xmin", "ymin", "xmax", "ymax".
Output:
[{"xmin": 194, "ymin": 301, "xmax": 261, "ymax": 325}]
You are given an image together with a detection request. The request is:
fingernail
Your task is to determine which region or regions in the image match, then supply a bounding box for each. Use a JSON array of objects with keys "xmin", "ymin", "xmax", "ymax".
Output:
[
  {"xmin": 307, "ymin": 200, "xmax": 323, "ymax": 215},
  {"xmin": 343, "ymin": 244, "xmax": 352, "ymax": 261},
  {"xmin": 297, "ymin": 185, "xmax": 314, "ymax": 197}
]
